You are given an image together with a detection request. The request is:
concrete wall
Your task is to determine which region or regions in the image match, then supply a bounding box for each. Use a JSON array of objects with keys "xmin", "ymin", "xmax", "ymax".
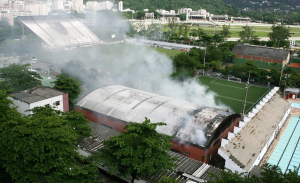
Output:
[{"xmin": 10, "ymin": 95, "xmax": 64, "ymax": 115}]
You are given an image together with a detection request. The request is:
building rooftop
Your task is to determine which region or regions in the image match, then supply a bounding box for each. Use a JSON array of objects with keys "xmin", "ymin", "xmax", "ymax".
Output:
[
  {"xmin": 18, "ymin": 15, "xmax": 100, "ymax": 48},
  {"xmin": 10, "ymin": 87, "xmax": 64, "ymax": 104},
  {"xmin": 78, "ymin": 122, "xmax": 222, "ymax": 183},
  {"xmin": 232, "ymin": 44, "xmax": 290, "ymax": 60},
  {"xmin": 76, "ymin": 85, "xmax": 232, "ymax": 147},
  {"xmin": 220, "ymin": 93, "xmax": 290, "ymax": 171}
]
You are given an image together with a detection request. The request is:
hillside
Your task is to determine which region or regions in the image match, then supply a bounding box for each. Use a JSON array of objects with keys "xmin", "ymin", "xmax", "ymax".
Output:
[
  {"xmin": 223, "ymin": 0, "xmax": 300, "ymax": 13},
  {"xmin": 122, "ymin": 0, "xmax": 239, "ymax": 15}
]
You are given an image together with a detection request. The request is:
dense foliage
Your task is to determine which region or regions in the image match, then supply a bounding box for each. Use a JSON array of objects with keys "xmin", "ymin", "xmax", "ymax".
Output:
[
  {"xmin": 208, "ymin": 164, "xmax": 300, "ymax": 183},
  {"xmin": 90, "ymin": 118, "xmax": 175, "ymax": 183},
  {"xmin": 269, "ymin": 24, "xmax": 291, "ymax": 48},
  {"xmin": 52, "ymin": 74, "xmax": 81, "ymax": 108},
  {"xmin": 0, "ymin": 64, "xmax": 42, "ymax": 92},
  {"xmin": 0, "ymin": 93, "xmax": 98, "ymax": 182}
]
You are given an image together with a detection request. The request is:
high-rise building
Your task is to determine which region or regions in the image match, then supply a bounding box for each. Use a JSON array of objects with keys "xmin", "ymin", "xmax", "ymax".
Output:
[
  {"xmin": 72, "ymin": 0, "xmax": 83, "ymax": 12},
  {"xmin": 118, "ymin": 1, "xmax": 123, "ymax": 11}
]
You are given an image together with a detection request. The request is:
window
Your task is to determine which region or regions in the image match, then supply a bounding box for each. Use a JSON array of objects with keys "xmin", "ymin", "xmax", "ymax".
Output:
[{"xmin": 53, "ymin": 101, "xmax": 60, "ymax": 106}]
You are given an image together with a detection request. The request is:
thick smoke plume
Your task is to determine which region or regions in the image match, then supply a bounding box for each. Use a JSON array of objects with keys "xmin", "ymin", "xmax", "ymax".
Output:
[{"xmin": 43, "ymin": 12, "xmax": 229, "ymax": 145}]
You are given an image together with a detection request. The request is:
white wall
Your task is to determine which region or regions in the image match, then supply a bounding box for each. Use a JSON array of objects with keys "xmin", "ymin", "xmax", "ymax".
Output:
[
  {"xmin": 10, "ymin": 95, "xmax": 64, "ymax": 115},
  {"xmin": 218, "ymin": 149, "xmax": 245, "ymax": 173}
]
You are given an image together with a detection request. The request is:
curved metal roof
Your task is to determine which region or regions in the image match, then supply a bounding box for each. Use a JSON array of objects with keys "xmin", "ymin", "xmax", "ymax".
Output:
[{"xmin": 77, "ymin": 85, "xmax": 232, "ymax": 146}]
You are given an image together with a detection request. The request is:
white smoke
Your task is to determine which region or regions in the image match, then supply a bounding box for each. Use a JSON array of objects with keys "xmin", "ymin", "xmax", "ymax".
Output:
[{"xmin": 40, "ymin": 13, "xmax": 230, "ymax": 146}]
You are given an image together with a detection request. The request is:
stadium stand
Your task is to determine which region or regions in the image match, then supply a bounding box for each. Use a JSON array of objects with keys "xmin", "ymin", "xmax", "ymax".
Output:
[{"xmin": 18, "ymin": 15, "xmax": 100, "ymax": 50}]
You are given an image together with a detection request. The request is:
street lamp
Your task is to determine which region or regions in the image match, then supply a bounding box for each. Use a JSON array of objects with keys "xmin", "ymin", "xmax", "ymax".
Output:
[
  {"xmin": 242, "ymin": 70, "xmax": 251, "ymax": 117},
  {"xmin": 283, "ymin": 74, "xmax": 289, "ymax": 98},
  {"xmin": 203, "ymin": 42, "xmax": 207, "ymax": 76}
]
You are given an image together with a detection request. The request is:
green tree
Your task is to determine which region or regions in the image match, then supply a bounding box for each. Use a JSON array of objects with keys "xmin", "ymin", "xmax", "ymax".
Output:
[
  {"xmin": 269, "ymin": 24, "xmax": 291, "ymax": 48},
  {"xmin": 183, "ymin": 24, "xmax": 190, "ymax": 37},
  {"xmin": 158, "ymin": 176, "xmax": 180, "ymax": 183},
  {"xmin": 239, "ymin": 26, "xmax": 257, "ymax": 43},
  {"xmin": 208, "ymin": 164, "xmax": 300, "ymax": 183},
  {"xmin": 90, "ymin": 118, "xmax": 175, "ymax": 183},
  {"xmin": 173, "ymin": 52, "xmax": 199, "ymax": 76},
  {"xmin": 0, "ymin": 64, "xmax": 42, "ymax": 92},
  {"xmin": 52, "ymin": 74, "xmax": 81, "ymax": 108},
  {"xmin": 209, "ymin": 60, "xmax": 223, "ymax": 71},
  {"xmin": 220, "ymin": 25, "xmax": 231, "ymax": 41},
  {"xmin": 179, "ymin": 14, "xmax": 186, "ymax": 21},
  {"xmin": 0, "ymin": 105, "xmax": 98, "ymax": 182},
  {"xmin": 208, "ymin": 169, "xmax": 258, "ymax": 183}
]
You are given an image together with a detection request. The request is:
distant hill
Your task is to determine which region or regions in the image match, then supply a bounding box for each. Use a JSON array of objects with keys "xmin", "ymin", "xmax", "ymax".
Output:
[
  {"xmin": 122, "ymin": 0, "xmax": 239, "ymax": 15},
  {"xmin": 223, "ymin": 0, "xmax": 299, "ymax": 11}
]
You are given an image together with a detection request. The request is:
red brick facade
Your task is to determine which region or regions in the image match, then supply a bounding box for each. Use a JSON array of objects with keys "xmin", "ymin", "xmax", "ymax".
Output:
[{"xmin": 75, "ymin": 106, "xmax": 241, "ymax": 163}]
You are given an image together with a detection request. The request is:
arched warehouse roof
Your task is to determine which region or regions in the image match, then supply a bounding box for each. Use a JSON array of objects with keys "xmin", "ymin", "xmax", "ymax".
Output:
[{"xmin": 76, "ymin": 85, "xmax": 237, "ymax": 147}]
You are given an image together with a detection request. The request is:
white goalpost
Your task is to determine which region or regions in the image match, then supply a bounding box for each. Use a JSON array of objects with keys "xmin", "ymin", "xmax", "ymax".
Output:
[{"xmin": 228, "ymin": 77, "xmax": 241, "ymax": 83}]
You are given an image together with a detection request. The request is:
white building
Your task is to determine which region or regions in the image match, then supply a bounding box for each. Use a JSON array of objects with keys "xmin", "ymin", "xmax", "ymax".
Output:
[
  {"xmin": 118, "ymin": 1, "xmax": 123, "ymax": 12},
  {"xmin": 0, "ymin": 0, "xmax": 8, "ymax": 8},
  {"xmin": 178, "ymin": 8, "xmax": 192, "ymax": 14},
  {"xmin": 9, "ymin": 87, "xmax": 69, "ymax": 115},
  {"xmin": 145, "ymin": 12, "xmax": 154, "ymax": 19},
  {"xmin": 72, "ymin": 0, "xmax": 83, "ymax": 12},
  {"xmin": 12, "ymin": 1, "xmax": 25, "ymax": 11},
  {"xmin": 53, "ymin": 0, "xmax": 64, "ymax": 10},
  {"xmin": 99, "ymin": 1, "xmax": 113, "ymax": 10},
  {"xmin": 25, "ymin": 2, "xmax": 51, "ymax": 15},
  {"xmin": 85, "ymin": 0, "xmax": 113, "ymax": 11},
  {"xmin": 63, "ymin": 1, "xmax": 73, "ymax": 11},
  {"xmin": 0, "ymin": 9, "xmax": 14, "ymax": 25}
]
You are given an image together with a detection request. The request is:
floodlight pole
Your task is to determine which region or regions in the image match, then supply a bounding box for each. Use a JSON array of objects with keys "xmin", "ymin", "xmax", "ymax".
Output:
[
  {"xmin": 279, "ymin": 56, "xmax": 285, "ymax": 86},
  {"xmin": 242, "ymin": 70, "xmax": 251, "ymax": 117},
  {"xmin": 203, "ymin": 42, "xmax": 207, "ymax": 76},
  {"xmin": 283, "ymin": 74, "xmax": 289, "ymax": 98}
]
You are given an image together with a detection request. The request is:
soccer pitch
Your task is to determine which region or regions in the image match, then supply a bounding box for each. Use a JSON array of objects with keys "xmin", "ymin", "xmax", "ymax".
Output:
[{"xmin": 199, "ymin": 76, "xmax": 270, "ymax": 114}]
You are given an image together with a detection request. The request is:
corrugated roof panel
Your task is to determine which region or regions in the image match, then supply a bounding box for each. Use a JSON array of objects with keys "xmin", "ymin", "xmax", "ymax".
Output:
[{"xmin": 77, "ymin": 85, "xmax": 232, "ymax": 145}]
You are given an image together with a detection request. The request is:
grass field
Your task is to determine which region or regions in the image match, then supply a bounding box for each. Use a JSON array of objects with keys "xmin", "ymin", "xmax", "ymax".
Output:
[
  {"xmin": 152, "ymin": 47, "xmax": 182, "ymax": 57},
  {"xmin": 35, "ymin": 43, "xmax": 181, "ymax": 63},
  {"xmin": 199, "ymin": 76, "xmax": 270, "ymax": 113},
  {"xmin": 163, "ymin": 25, "xmax": 300, "ymax": 38}
]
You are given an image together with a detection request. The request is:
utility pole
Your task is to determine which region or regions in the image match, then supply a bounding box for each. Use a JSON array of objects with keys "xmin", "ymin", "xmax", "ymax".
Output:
[
  {"xmin": 242, "ymin": 70, "xmax": 251, "ymax": 117},
  {"xmin": 279, "ymin": 56, "xmax": 285, "ymax": 86},
  {"xmin": 283, "ymin": 74, "xmax": 289, "ymax": 98},
  {"xmin": 203, "ymin": 42, "xmax": 207, "ymax": 76}
]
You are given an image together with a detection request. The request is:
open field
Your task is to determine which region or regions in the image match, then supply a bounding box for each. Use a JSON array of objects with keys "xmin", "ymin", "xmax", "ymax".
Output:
[
  {"xmin": 152, "ymin": 47, "xmax": 182, "ymax": 57},
  {"xmin": 162, "ymin": 24, "xmax": 300, "ymax": 38},
  {"xmin": 199, "ymin": 76, "xmax": 270, "ymax": 113},
  {"xmin": 35, "ymin": 43, "xmax": 181, "ymax": 63}
]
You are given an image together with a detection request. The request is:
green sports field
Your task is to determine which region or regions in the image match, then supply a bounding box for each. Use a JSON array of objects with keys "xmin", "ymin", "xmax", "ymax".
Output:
[{"xmin": 199, "ymin": 76, "xmax": 270, "ymax": 113}]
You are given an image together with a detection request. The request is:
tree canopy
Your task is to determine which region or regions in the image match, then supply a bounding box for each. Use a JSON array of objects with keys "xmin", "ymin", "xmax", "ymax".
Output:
[
  {"xmin": 239, "ymin": 26, "xmax": 257, "ymax": 43},
  {"xmin": 52, "ymin": 74, "xmax": 81, "ymax": 108},
  {"xmin": 269, "ymin": 24, "xmax": 291, "ymax": 48},
  {"xmin": 90, "ymin": 118, "xmax": 175, "ymax": 183},
  {"xmin": 0, "ymin": 64, "xmax": 42, "ymax": 92},
  {"xmin": 208, "ymin": 164, "xmax": 300, "ymax": 183},
  {"xmin": 0, "ymin": 102, "xmax": 98, "ymax": 182}
]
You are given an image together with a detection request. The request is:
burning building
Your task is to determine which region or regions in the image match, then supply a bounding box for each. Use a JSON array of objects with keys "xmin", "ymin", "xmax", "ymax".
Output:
[{"xmin": 75, "ymin": 85, "xmax": 241, "ymax": 163}]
